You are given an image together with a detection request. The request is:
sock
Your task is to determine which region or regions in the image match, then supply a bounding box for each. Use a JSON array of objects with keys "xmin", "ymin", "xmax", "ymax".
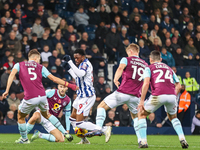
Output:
[
  {"xmin": 26, "ymin": 123, "xmax": 34, "ymax": 134},
  {"xmin": 69, "ymin": 117, "xmax": 76, "ymax": 130},
  {"xmin": 39, "ymin": 133, "xmax": 56, "ymax": 142},
  {"xmin": 171, "ymin": 118, "xmax": 185, "ymax": 141},
  {"xmin": 48, "ymin": 115, "xmax": 67, "ymax": 134},
  {"xmin": 76, "ymin": 121, "xmax": 102, "ymax": 131},
  {"xmin": 18, "ymin": 123, "xmax": 27, "ymax": 139},
  {"xmin": 133, "ymin": 117, "xmax": 141, "ymax": 143},
  {"xmin": 96, "ymin": 108, "xmax": 106, "ymax": 127},
  {"xmin": 138, "ymin": 119, "xmax": 147, "ymax": 142}
]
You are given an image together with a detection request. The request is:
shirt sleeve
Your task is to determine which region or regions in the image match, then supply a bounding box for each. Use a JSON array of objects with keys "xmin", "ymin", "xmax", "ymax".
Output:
[
  {"xmin": 64, "ymin": 101, "xmax": 71, "ymax": 131},
  {"xmin": 13, "ymin": 63, "xmax": 20, "ymax": 73},
  {"xmin": 42, "ymin": 66, "xmax": 51, "ymax": 78},
  {"xmin": 143, "ymin": 67, "xmax": 151, "ymax": 78},
  {"xmin": 120, "ymin": 57, "xmax": 127, "ymax": 65},
  {"xmin": 80, "ymin": 62, "xmax": 88, "ymax": 71},
  {"xmin": 45, "ymin": 89, "xmax": 55, "ymax": 98},
  {"xmin": 172, "ymin": 71, "xmax": 180, "ymax": 83}
]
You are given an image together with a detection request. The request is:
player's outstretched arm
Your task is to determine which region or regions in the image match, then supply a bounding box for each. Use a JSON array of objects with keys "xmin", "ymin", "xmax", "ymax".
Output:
[
  {"xmin": 47, "ymin": 74, "xmax": 78, "ymax": 91},
  {"xmin": 2, "ymin": 68, "xmax": 18, "ymax": 98},
  {"xmin": 114, "ymin": 64, "xmax": 126, "ymax": 88}
]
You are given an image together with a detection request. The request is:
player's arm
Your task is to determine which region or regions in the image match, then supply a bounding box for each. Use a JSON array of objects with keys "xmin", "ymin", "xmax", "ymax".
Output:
[
  {"xmin": 68, "ymin": 69, "xmax": 77, "ymax": 79},
  {"xmin": 173, "ymin": 71, "xmax": 181, "ymax": 95},
  {"xmin": 42, "ymin": 66, "xmax": 78, "ymax": 91},
  {"xmin": 2, "ymin": 64, "xmax": 19, "ymax": 98},
  {"xmin": 139, "ymin": 67, "xmax": 151, "ymax": 107},
  {"xmin": 114, "ymin": 57, "xmax": 127, "ymax": 88},
  {"xmin": 63, "ymin": 101, "xmax": 71, "ymax": 133}
]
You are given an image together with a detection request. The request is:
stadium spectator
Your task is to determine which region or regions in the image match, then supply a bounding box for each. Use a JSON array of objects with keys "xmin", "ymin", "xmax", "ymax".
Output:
[
  {"xmin": 153, "ymin": 8, "xmax": 162, "ymax": 24},
  {"xmin": 5, "ymin": 11, "xmax": 13, "ymax": 25},
  {"xmin": 161, "ymin": 16, "xmax": 174, "ymax": 32},
  {"xmin": 48, "ymin": 50, "xmax": 58, "ymax": 67},
  {"xmin": 74, "ymin": 6, "xmax": 89, "ymax": 33},
  {"xmin": 56, "ymin": 19, "xmax": 68, "ymax": 36},
  {"xmin": 195, "ymin": 53, "xmax": 200, "ymax": 66},
  {"xmin": 129, "ymin": 15, "xmax": 142, "ymax": 37},
  {"xmin": 99, "ymin": 6, "xmax": 111, "ymax": 28},
  {"xmin": 47, "ymin": 11, "xmax": 62, "ymax": 33},
  {"xmin": 194, "ymin": 32, "xmax": 200, "ymax": 53},
  {"xmin": 41, "ymin": 45, "xmax": 52, "ymax": 62},
  {"xmin": 171, "ymin": 37, "xmax": 180, "ymax": 51},
  {"xmin": 173, "ymin": 1, "xmax": 182, "ymax": 25},
  {"xmin": 148, "ymin": 15, "xmax": 157, "ymax": 31},
  {"xmin": 9, "ymin": 103, "xmax": 18, "ymax": 122},
  {"xmin": 63, "ymin": 25, "xmax": 79, "ymax": 41},
  {"xmin": 0, "ymin": 3, "xmax": 11, "ymax": 17},
  {"xmin": 50, "ymin": 66, "xmax": 61, "ymax": 85},
  {"xmin": 11, "ymin": 24, "xmax": 22, "ymax": 41},
  {"xmin": 36, "ymin": 9, "xmax": 49, "ymax": 28},
  {"xmin": 183, "ymin": 72, "xmax": 199, "ymax": 95},
  {"xmin": 79, "ymin": 32, "xmax": 93, "ymax": 50},
  {"xmin": 52, "ymin": 32, "xmax": 68, "ymax": 52},
  {"xmin": 185, "ymin": 53, "xmax": 196, "ymax": 66},
  {"xmin": 14, "ymin": 51, "xmax": 25, "ymax": 63},
  {"xmin": 164, "ymin": 38, "xmax": 174, "ymax": 54},
  {"xmin": 39, "ymin": 33, "xmax": 53, "ymax": 52},
  {"xmin": 191, "ymin": 110, "xmax": 200, "ymax": 135},
  {"xmin": 119, "ymin": 104, "xmax": 132, "ymax": 127},
  {"xmin": 0, "ymin": 92, "xmax": 9, "ymax": 118},
  {"xmin": 143, "ymin": 0, "xmax": 153, "ymax": 17},
  {"xmin": 6, "ymin": 31, "xmax": 22, "ymax": 56},
  {"xmin": 181, "ymin": 22, "xmax": 195, "ymax": 38},
  {"xmin": 161, "ymin": 2, "xmax": 173, "ymax": 18},
  {"xmin": 97, "ymin": 0, "xmax": 111, "ymax": 13},
  {"xmin": 149, "ymin": 38, "xmax": 161, "ymax": 52},
  {"xmin": 55, "ymin": 58, "xmax": 64, "ymax": 78},
  {"xmin": 148, "ymin": 30, "xmax": 162, "ymax": 46},
  {"xmin": 21, "ymin": 35, "xmax": 30, "ymax": 59},
  {"xmin": 1, "ymin": 49, "xmax": 11, "ymax": 65},
  {"xmin": 105, "ymin": 110, "xmax": 117, "ymax": 126},
  {"xmin": 129, "ymin": 7, "xmax": 141, "ymax": 22},
  {"xmin": 0, "ymin": 17, "xmax": 11, "ymax": 33},
  {"xmin": 87, "ymin": 4, "xmax": 101, "ymax": 27},
  {"xmin": 161, "ymin": 47, "xmax": 175, "ymax": 67},
  {"xmin": 146, "ymin": 113, "xmax": 162, "ymax": 128},
  {"xmin": 29, "ymin": 33, "xmax": 40, "ymax": 51},
  {"xmin": 121, "ymin": 10, "xmax": 129, "ymax": 28},
  {"xmin": 32, "ymin": 17, "xmax": 45, "ymax": 39},
  {"xmin": 141, "ymin": 23, "xmax": 150, "ymax": 37},
  {"xmin": 94, "ymin": 76, "xmax": 107, "ymax": 101},
  {"xmin": 68, "ymin": 34, "xmax": 79, "ymax": 57},
  {"xmin": 178, "ymin": 84, "xmax": 191, "ymax": 123},
  {"xmin": 110, "ymin": 5, "xmax": 122, "ymax": 23},
  {"xmin": 173, "ymin": 47, "xmax": 184, "ymax": 66},
  {"xmin": 184, "ymin": 38, "xmax": 198, "ymax": 56},
  {"xmin": 113, "ymin": 15, "xmax": 123, "ymax": 32},
  {"xmin": 23, "ymin": 27, "xmax": 32, "ymax": 40},
  {"xmin": 3, "ymin": 55, "xmax": 15, "ymax": 70},
  {"xmin": 7, "ymin": 92, "xmax": 20, "ymax": 108},
  {"xmin": 14, "ymin": 10, "xmax": 27, "ymax": 29},
  {"xmin": 4, "ymin": 111, "xmax": 17, "ymax": 125},
  {"xmin": 94, "ymin": 21, "xmax": 108, "ymax": 54},
  {"xmin": 120, "ymin": 26, "xmax": 129, "ymax": 42},
  {"xmin": 171, "ymin": 66, "xmax": 182, "ymax": 84},
  {"xmin": 0, "ymin": 41, "xmax": 6, "ymax": 61},
  {"xmin": 13, "ymin": 18, "xmax": 23, "ymax": 34},
  {"xmin": 119, "ymin": 38, "xmax": 129, "ymax": 58},
  {"xmin": 105, "ymin": 23, "xmax": 121, "ymax": 63},
  {"xmin": 55, "ymin": 42, "xmax": 66, "ymax": 58},
  {"xmin": 25, "ymin": 4, "xmax": 36, "ymax": 25},
  {"xmin": 139, "ymin": 32, "xmax": 152, "ymax": 47},
  {"xmin": 80, "ymin": 43, "xmax": 92, "ymax": 59},
  {"xmin": 138, "ymin": 39, "xmax": 150, "ymax": 59},
  {"xmin": 0, "ymin": 26, "xmax": 9, "ymax": 41}
]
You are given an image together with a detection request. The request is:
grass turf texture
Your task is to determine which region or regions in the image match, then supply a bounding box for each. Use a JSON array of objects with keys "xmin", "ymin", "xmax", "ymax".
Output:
[{"xmin": 0, "ymin": 134, "xmax": 199, "ymax": 150}]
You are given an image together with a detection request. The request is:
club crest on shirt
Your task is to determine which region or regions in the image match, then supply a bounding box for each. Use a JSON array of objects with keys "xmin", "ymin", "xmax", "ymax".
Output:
[
  {"xmin": 53, "ymin": 97, "xmax": 57, "ymax": 101},
  {"xmin": 52, "ymin": 103, "xmax": 61, "ymax": 113},
  {"xmin": 63, "ymin": 101, "xmax": 67, "ymax": 106}
]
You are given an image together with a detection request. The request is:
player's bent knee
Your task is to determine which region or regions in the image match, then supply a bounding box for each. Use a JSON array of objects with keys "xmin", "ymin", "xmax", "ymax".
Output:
[{"xmin": 97, "ymin": 101, "xmax": 110, "ymax": 110}]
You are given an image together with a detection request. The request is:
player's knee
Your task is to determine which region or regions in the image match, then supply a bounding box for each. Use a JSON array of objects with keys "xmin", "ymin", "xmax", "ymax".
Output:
[{"xmin": 31, "ymin": 112, "xmax": 40, "ymax": 122}]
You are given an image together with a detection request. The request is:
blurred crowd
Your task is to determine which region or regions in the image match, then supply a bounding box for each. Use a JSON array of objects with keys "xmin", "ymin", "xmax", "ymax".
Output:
[{"xmin": 0, "ymin": 0, "xmax": 200, "ymax": 128}]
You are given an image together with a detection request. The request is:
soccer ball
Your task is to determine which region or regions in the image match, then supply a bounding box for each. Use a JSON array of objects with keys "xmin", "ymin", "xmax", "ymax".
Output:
[{"xmin": 74, "ymin": 127, "xmax": 88, "ymax": 138}]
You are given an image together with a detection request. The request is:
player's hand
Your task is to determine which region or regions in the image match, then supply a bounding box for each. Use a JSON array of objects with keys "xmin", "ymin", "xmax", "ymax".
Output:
[
  {"xmin": 63, "ymin": 55, "xmax": 71, "ymax": 62},
  {"xmin": 138, "ymin": 101, "xmax": 144, "ymax": 112},
  {"xmin": 62, "ymin": 61, "xmax": 71, "ymax": 71},
  {"xmin": 114, "ymin": 80, "xmax": 120, "ymax": 88},
  {"xmin": 2, "ymin": 91, "xmax": 8, "ymax": 99}
]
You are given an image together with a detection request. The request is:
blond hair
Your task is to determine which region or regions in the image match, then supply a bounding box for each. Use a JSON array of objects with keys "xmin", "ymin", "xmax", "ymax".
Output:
[
  {"xmin": 126, "ymin": 43, "xmax": 140, "ymax": 53},
  {"xmin": 55, "ymin": 43, "xmax": 65, "ymax": 55}
]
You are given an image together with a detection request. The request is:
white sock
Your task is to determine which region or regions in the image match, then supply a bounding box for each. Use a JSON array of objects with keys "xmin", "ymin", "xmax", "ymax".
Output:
[{"xmin": 76, "ymin": 121, "xmax": 102, "ymax": 131}]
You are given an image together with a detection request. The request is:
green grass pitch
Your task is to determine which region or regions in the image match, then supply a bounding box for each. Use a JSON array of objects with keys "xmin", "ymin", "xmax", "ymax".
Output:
[{"xmin": 0, "ymin": 134, "xmax": 199, "ymax": 150}]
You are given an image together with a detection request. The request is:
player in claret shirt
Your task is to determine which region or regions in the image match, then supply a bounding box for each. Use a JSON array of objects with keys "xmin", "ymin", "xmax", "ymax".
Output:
[
  {"xmin": 2, "ymin": 49, "xmax": 78, "ymax": 144},
  {"xmin": 138, "ymin": 50, "xmax": 188, "ymax": 148}
]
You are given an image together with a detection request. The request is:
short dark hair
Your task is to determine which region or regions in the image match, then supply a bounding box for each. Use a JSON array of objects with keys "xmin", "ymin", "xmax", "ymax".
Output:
[
  {"xmin": 74, "ymin": 48, "xmax": 86, "ymax": 56},
  {"xmin": 28, "ymin": 49, "xmax": 40, "ymax": 58},
  {"xmin": 196, "ymin": 110, "xmax": 200, "ymax": 115},
  {"xmin": 150, "ymin": 50, "xmax": 161, "ymax": 61}
]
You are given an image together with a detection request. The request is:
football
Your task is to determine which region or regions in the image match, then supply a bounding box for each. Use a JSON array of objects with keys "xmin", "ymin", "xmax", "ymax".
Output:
[{"xmin": 74, "ymin": 127, "xmax": 88, "ymax": 138}]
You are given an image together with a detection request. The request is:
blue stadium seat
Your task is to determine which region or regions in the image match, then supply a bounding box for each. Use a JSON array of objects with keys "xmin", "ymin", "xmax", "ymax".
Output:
[
  {"xmin": 63, "ymin": 11, "xmax": 74, "ymax": 25},
  {"xmin": 85, "ymin": 25, "xmax": 96, "ymax": 33},
  {"xmin": 59, "ymin": 0, "xmax": 68, "ymax": 4},
  {"xmin": 129, "ymin": 36, "xmax": 136, "ymax": 43},
  {"xmin": 121, "ymin": 0, "xmax": 131, "ymax": 13},
  {"xmin": 88, "ymin": 32, "xmax": 95, "ymax": 40}
]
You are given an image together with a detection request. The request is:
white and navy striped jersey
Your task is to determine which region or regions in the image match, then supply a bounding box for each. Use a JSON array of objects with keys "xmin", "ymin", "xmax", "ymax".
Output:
[{"xmin": 75, "ymin": 59, "xmax": 95, "ymax": 98}]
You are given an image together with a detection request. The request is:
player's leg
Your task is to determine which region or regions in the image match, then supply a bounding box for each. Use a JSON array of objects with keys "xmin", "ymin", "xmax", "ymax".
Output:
[
  {"xmin": 127, "ymin": 96, "xmax": 142, "ymax": 143},
  {"xmin": 38, "ymin": 96, "xmax": 73, "ymax": 141},
  {"xmin": 26, "ymin": 111, "xmax": 41, "ymax": 134},
  {"xmin": 165, "ymin": 95, "xmax": 189, "ymax": 148}
]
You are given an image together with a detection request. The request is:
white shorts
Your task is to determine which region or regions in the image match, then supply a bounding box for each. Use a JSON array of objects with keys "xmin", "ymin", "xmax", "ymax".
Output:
[
  {"xmin": 73, "ymin": 95, "xmax": 96, "ymax": 116},
  {"xmin": 144, "ymin": 94, "xmax": 177, "ymax": 115},
  {"xmin": 18, "ymin": 96, "xmax": 49, "ymax": 114},
  {"xmin": 36, "ymin": 110, "xmax": 56, "ymax": 133},
  {"xmin": 104, "ymin": 91, "xmax": 139, "ymax": 114}
]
